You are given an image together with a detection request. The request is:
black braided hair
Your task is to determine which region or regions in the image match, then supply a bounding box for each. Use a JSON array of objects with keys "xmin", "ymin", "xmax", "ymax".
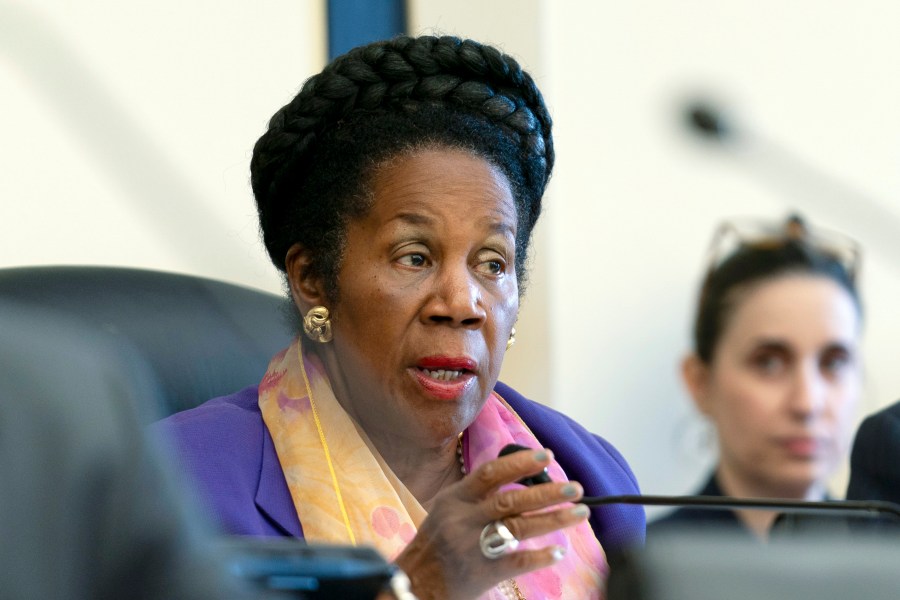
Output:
[{"xmin": 251, "ymin": 35, "xmax": 553, "ymax": 301}]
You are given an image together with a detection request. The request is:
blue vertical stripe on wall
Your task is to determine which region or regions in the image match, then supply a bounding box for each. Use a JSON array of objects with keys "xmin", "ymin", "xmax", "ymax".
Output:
[{"xmin": 327, "ymin": 0, "xmax": 407, "ymax": 60}]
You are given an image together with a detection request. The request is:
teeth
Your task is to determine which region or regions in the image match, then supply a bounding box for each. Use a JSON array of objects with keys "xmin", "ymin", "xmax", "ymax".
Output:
[{"xmin": 423, "ymin": 369, "xmax": 463, "ymax": 381}]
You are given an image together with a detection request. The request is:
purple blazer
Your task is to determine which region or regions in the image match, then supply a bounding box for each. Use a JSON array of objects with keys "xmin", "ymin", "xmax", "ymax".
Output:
[{"xmin": 154, "ymin": 381, "xmax": 645, "ymax": 551}]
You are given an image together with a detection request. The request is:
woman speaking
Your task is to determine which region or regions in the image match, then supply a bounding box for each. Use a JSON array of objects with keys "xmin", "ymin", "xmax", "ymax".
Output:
[{"xmin": 158, "ymin": 35, "xmax": 643, "ymax": 600}]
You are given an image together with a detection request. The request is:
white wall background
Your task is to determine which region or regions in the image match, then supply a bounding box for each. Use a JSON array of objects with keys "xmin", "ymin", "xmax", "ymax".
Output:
[
  {"xmin": 4, "ymin": 0, "xmax": 900, "ymax": 504},
  {"xmin": 0, "ymin": 0, "xmax": 325, "ymax": 292}
]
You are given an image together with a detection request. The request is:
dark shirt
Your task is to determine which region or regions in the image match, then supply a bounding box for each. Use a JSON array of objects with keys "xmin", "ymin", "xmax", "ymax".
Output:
[
  {"xmin": 646, "ymin": 471, "xmax": 852, "ymax": 543},
  {"xmin": 646, "ymin": 472, "xmax": 757, "ymax": 540},
  {"xmin": 847, "ymin": 401, "xmax": 900, "ymax": 504}
]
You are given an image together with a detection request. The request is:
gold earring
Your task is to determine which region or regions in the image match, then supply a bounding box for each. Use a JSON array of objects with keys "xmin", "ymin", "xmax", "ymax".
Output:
[
  {"xmin": 506, "ymin": 326, "xmax": 517, "ymax": 351},
  {"xmin": 302, "ymin": 306, "xmax": 332, "ymax": 343}
]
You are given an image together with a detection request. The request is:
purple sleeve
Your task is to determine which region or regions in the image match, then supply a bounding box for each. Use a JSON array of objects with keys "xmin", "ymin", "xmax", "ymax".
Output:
[{"xmin": 151, "ymin": 387, "xmax": 302, "ymax": 538}]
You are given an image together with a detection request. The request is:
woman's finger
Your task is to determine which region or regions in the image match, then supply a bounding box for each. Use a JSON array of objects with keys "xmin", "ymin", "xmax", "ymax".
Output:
[
  {"xmin": 480, "ymin": 481, "xmax": 584, "ymax": 520},
  {"xmin": 500, "ymin": 503, "xmax": 591, "ymax": 543},
  {"xmin": 481, "ymin": 543, "xmax": 569, "ymax": 578},
  {"xmin": 456, "ymin": 448, "xmax": 554, "ymax": 501}
]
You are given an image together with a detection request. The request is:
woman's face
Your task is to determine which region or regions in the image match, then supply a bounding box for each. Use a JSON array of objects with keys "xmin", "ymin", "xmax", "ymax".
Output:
[
  {"xmin": 690, "ymin": 274, "xmax": 862, "ymax": 497},
  {"xmin": 312, "ymin": 148, "xmax": 519, "ymax": 448}
]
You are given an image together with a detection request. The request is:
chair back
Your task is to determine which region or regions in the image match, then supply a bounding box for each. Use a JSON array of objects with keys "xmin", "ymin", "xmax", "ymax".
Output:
[{"xmin": 0, "ymin": 265, "xmax": 293, "ymax": 419}]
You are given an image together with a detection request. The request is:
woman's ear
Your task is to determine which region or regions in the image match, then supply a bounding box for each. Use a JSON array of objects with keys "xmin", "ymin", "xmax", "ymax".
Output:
[
  {"xmin": 682, "ymin": 354, "xmax": 713, "ymax": 417},
  {"xmin": 284, "ymin": 243, "xmax": 327, "ymax": 313}
]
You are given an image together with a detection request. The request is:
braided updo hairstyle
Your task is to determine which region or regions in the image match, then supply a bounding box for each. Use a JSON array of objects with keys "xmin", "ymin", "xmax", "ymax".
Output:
[{"xmin": 251, "ymin": 35, "xmax": 553, "ymax": 301}]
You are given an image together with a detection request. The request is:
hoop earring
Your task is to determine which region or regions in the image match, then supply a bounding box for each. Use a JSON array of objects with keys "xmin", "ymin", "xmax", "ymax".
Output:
[
  {"xmin": 506, "ymin": 326, "xmax": 517, "ymax": 351},
  {"xmin": 302, "ymin": 306, "xmax": 332, "ymax": 343}
]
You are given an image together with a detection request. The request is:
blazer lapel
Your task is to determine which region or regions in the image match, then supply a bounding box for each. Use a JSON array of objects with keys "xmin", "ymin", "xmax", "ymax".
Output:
[{"xmin": 255, "ymin": 425, "xmax": 304, "ymax": 538}]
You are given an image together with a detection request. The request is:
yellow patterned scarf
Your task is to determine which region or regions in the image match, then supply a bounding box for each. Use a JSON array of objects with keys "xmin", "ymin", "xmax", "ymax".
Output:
[{"xmin": 258, "ymin": 339, "xmax": 607, "ymax": 599}]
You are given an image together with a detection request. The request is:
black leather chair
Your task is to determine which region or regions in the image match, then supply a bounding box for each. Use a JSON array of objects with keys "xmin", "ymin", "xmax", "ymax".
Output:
[
  {"xmin": 0, "ymin": 298, "xmax": 262, "ymax": 599},
  {"xmin": 0, "ymin": 268, "xmax": 389, "ymax": 598},
  {"xmin": 0, "ymin": 265, "xmax": 294, "ymax": 420}
]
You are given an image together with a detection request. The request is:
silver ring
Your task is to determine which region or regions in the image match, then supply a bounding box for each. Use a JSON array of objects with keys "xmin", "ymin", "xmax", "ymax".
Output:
[{"xmin": 479, "ymin": 520, "xmax": 519, "ymax": 559}]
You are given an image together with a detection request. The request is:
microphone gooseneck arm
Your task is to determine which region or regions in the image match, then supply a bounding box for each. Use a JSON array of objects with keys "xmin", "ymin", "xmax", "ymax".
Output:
[
  {"xmin": 581, "ymin": 494, "xmax": 900, "ymax": 521},
  {"xmin": 496, "ymin": 444, "xmax": 900, "ymax": 521}
]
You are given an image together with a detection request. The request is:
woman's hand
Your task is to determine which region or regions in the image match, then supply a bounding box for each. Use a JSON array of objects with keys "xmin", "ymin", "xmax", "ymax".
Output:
[{"xmin": 393, "ymin": 448, "xmax": 590, "ymax": 600}]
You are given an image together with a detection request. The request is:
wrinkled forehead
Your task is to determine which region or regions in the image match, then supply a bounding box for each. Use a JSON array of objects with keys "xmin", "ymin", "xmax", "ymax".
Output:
[{"xmin": 363, "ymin": 147, "xmax": 518, "ymax": 234}]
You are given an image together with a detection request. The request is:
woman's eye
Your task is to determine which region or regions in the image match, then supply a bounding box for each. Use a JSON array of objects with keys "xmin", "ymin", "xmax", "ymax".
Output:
[
  {"xmin": 486, "ymin": 260, "xmax": 503, "ymax": 274},
  {"xmin": 752, "ymin": 353, "xmax": 786, "ymax": 376},
  {"xmin": 476, "ymin": 259, "xmax": 505, "ymax": 276},
  {"xmin": 397, "ymin": 253, "xmax": 427, "ymax": 268},
  {"xmin": 821, "ymin": 348, "xmax": 851, "ymax": 375}
]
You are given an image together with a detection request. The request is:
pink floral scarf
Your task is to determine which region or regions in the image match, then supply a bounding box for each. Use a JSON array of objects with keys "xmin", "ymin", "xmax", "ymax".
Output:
[{"xmin": 258, "ymin": 339, "xmax": 607, "ymax": 599}]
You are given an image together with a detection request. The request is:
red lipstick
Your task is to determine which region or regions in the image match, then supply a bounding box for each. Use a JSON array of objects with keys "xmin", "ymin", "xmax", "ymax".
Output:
[
  {"xmin": 779, "ymin": 437, "xmax": 822, "ymax": 458},
  {"xmin": 417, "ymin": 356, "xmax": 477, "ymax": 371},
  {"xmin": 412, "ymin": 355, "xmax": 477, "ymax": 400}
]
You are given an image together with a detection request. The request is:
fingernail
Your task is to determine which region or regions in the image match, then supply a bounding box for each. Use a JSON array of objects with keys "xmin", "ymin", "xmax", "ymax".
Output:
[
  {"xmin": 571, "ymin": 504, "xmax": 590, "ymax": 518},
  {"xmin": 562, "ymin": 484, "xmax": 579, "ymax": 497},
  {"xmin": 534, "ymin": 450, "xmax": 548, "ymax": 462},
  {"xmin": 551, "ymin": 546, "xmax": 566, "ymax": 561}
]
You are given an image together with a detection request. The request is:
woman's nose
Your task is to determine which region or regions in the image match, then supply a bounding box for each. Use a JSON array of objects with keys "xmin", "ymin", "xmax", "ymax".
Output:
[
  {"xmin": 422, "ymin": 263, "xmax": 487, "ymax": 327},
  {"xmin": 788, "ymin": 363, "xmax": 828, "ymax": 419}
]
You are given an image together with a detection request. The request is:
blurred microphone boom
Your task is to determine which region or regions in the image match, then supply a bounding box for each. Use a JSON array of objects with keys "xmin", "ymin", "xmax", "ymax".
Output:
[
  {"xmin": 684, "ymin": 101, "xmax": 732, "ymax": 141},
  {"xmin": 678, "ymin": 95, "xmax": 900, "ymax": 273}
]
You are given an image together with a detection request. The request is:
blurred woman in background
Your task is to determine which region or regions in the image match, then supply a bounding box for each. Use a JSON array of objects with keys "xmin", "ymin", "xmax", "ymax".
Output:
[{"xmin": 650, "ymin": 215, "xmax": 863, "ymax": 539}]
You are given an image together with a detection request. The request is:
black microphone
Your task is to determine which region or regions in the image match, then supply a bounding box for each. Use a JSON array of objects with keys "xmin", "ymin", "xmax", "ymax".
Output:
[{"xmin": 498, "ymin": 443, "xmax": 552, "ymax": 487}]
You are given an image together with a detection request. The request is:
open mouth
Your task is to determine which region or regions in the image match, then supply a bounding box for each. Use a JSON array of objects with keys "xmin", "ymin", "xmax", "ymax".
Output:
[
  {"xmin": 413, "ymin": 356, "xmax": 477, "ymax": 399},
  {"xmin": 420, "ymin": 368, "xmax": 467, "ymax": 381}
]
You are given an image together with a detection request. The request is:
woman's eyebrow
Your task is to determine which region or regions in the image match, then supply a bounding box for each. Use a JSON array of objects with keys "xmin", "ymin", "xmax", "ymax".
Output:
[
  {"xmin": 822, "ymin": 341, "xmax": 854, "ymax": 353},
  {"xmin": 390, "ymin": 212, "xmax": 434, "ymax": 227},
  {"xmin": 748, "ymin": 339, "xmax": 791, "ymax": 353},
  {"xmin": 387, "ymin": 212, "xmax": 515, "ymax": 236},
  {"xmin": 486, "ymin": 219, "xmax": 516, "ymax": 237}
]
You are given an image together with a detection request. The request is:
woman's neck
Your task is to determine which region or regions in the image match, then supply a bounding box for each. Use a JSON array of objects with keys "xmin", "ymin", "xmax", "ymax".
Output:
[
  {"xmin": 715, "ymin": 465, "xmax": 827, "ymax": 540},
  {"xmin": 369, "ymin": 431, "xmax": 463, "ymax": 511}
]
